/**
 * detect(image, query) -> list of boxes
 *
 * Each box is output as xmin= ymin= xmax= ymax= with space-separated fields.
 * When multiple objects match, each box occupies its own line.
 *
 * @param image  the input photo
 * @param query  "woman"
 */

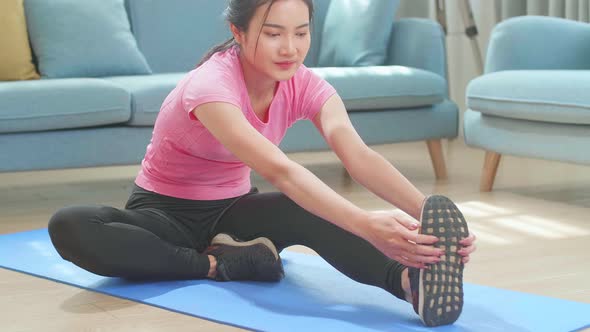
xmin=48 ymin=0 xmax=476 ymax=327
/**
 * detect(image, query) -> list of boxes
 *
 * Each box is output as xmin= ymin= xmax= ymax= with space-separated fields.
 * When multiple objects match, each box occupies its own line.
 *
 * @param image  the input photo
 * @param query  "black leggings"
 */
xmin=48 ymin=185 xmax=406 ymax=300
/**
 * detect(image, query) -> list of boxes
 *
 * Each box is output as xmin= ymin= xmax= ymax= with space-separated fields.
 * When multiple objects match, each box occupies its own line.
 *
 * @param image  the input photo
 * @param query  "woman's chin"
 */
xmin=272 ymin=69 xmax=298 ymax=81
xmin=277 ymin=75 xmax=295 ymax=82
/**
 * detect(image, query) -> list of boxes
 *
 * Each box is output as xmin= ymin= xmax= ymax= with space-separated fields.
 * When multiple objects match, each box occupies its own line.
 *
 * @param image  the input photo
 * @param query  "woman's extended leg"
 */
xmin=48 ymin=204 xmax=210 ymax=279
xmin=213 ymin=191 xmax=407 ymax=300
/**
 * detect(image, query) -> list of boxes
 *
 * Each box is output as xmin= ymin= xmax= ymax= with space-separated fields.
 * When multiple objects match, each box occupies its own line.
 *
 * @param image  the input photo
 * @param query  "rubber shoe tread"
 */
xmin=409 ymin=195 xmax=469 ymax=327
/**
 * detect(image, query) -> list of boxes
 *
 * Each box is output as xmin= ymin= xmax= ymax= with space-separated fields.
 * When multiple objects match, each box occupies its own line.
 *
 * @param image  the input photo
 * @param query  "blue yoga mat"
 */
xmin=0 ymin=229 xmax=588 ymax=332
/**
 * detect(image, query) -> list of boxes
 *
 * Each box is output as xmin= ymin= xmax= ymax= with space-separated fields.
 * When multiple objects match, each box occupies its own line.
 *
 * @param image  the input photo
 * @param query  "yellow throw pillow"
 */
xmin=0 ymin=0 xmax=40 ymax=81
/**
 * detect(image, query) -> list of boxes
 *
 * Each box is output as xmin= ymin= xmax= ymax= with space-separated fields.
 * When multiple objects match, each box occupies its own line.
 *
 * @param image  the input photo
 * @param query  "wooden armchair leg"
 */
xmin=426 ymin=139 xmax=448 ymax=180
xmin=481 ymin=151 xmax=501 ymax=192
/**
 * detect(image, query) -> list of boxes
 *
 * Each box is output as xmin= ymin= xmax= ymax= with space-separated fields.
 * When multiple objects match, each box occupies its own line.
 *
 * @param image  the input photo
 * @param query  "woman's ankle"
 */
xmin=207 ymin=255 xmax=217 ymax=279
xmin=401 ymin=268 xmax=413 ymax=303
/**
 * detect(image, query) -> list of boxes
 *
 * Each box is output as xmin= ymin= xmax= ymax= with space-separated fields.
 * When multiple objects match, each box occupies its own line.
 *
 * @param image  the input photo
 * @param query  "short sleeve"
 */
xmin=182 ymin=70 xmax=242 ymax=118
xmin=294 ymin=66 xmax=337 ymax=121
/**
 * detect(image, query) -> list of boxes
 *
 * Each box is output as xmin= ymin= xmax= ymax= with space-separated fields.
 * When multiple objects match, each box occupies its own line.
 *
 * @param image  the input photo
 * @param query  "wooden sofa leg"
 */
xmin=481 ymin=151 xmax=502 ymax=192
xmin=426 ymin=139 xmax=448 ymax=180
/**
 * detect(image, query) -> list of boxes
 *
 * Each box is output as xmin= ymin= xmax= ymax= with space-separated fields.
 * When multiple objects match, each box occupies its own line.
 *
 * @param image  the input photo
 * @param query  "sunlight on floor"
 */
xmin=456 ymin=201 xmax=514 ymax=217
xmin=374 ymin=201 xmax=590 ymax=246
xmin=458 ymin=223 xmax=513 ymax=245
xmin=457 ymin=201 xmax=590 ymax=245
xmin=516 ymin=215 xmax=590 ymax=237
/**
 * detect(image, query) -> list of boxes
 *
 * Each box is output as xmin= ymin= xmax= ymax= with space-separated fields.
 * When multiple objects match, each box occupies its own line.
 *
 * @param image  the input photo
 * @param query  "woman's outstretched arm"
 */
xmin=312 ymin=95 xmax=477 ymax=264
xmin=311 ymin=94 xmax=425 ymax=220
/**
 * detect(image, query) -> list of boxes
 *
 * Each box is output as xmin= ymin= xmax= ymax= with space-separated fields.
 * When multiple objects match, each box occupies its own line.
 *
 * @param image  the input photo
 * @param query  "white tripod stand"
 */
xmin=435 ymin=0 xmax=484 ymax=75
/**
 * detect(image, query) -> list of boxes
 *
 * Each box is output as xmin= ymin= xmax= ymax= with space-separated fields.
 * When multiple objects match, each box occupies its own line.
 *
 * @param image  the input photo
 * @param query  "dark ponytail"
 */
xmin=196 ymin=37 xmax=238 ymax=68
xmin=196 ymin=0 xmax=314 ymax=68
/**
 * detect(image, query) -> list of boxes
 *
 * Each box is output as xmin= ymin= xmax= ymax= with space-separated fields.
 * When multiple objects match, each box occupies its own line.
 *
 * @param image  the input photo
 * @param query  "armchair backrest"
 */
xmin=486 ymin=16 xmax=590 ymax=72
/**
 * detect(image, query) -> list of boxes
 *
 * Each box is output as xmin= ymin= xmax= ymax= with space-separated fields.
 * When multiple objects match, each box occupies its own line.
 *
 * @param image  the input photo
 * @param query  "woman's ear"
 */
xmin=230 ymin=24 xmax=243 ymax=45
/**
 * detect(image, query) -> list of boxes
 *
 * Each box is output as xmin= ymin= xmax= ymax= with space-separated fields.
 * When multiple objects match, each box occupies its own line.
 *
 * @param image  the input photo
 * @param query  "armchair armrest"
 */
xmin=386 ymin=18 xmax=447 ymax=81
xmin=486 ymin=16 xmax=590 ymax=73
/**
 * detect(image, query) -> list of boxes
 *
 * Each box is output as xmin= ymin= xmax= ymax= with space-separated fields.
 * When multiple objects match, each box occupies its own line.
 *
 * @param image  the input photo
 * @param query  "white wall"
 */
xmin=436 ymin=1 xmax=498 ymax=137
xmin=398 ymin=0 xmax=498 ymax=137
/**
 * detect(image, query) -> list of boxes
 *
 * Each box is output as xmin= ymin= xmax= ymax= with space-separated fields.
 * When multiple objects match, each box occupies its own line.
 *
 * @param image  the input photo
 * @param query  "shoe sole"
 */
xmin=211 ymin=233 xmax=279 ymax=260
xmin=418 ymin=195 xmax=469 ymax=327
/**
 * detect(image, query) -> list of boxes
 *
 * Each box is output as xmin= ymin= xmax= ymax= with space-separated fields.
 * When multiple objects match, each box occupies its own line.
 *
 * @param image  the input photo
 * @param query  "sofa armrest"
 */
xmin=486 ymin=16 xmax=590 ymax=73
xmin=386 ymin=18 xmax=447 ymax=81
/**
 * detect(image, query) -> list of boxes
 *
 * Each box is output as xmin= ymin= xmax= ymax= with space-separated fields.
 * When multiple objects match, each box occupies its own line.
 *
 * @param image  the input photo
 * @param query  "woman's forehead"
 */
xmin=253 ymin=0 xmax=310 ymax=25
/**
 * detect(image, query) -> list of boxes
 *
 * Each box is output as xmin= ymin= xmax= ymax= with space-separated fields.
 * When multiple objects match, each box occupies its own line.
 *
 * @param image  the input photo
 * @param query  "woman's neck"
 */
xmin=238 ymin=52 xmax=278 ymax=102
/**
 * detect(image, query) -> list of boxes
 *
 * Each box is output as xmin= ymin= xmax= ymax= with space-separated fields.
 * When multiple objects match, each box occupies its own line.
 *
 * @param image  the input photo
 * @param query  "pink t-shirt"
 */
xmin=135 ymin=46 xmax=337 ymax=200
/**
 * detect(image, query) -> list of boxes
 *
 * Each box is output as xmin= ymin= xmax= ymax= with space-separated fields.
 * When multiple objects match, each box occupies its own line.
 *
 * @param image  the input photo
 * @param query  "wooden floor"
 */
xmin=1 ymin=140 xmax=589 ymax=331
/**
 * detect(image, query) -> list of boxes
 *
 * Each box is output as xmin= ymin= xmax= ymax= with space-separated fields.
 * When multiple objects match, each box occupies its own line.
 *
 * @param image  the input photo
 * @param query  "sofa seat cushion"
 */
xmin=467 ymin=70 xmax=590 ymax=125
xmin=105 ymin=73 xmax=185 ymax=126
xmin=311 ymin=66 xmax=446 ymax=110
xmin=0 ymin=79 xmax=130 ymax=134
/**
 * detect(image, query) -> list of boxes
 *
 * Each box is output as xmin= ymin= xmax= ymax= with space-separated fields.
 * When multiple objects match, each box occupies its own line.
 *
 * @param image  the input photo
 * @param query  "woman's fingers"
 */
xmin=458 ymin=243 xmax=477 ymax=256
xmin=458 ymin=231 xmax=477 ymax=257
xmin=415 ymin=233 xmax=439 ymax=245
xmin=390 ymin=221 xmax=477 ymax=267
xmin=390 ymin=228 xmax=442 ymax=266
xmin=399 ymin=227 xmax=439 ymax=245
xmin=413 ymin=243 xmax=444 ymax=258
xmin=398 ymin=240 xmax=442 ymax=264
xmin=393 ymin=255 xmax=428 ymax=269
xmin=408 ymin=252 xmax=441 ymax=265
xmin=459 ymin=232 xmax=476 ymax=246
xmin=390 ymin=213 xmax=420 ymax=231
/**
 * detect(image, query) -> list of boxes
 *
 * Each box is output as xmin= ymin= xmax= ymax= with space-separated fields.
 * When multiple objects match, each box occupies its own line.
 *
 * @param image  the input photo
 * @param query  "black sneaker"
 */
xmin=409 ymin=195 xmax=469 ymax=327
xmin=205 ymin=233 xmax=284 ymax=282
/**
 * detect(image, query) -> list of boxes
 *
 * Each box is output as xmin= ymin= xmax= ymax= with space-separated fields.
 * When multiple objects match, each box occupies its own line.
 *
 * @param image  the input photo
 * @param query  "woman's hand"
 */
xmin=459 ymin=232 xmax=477 ymax=264
xmin=361 ymin=210 xmax=443 ymax=269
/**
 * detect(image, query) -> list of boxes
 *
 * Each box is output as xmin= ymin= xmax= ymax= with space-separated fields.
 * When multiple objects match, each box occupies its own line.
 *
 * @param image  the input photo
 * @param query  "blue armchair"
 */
xmin=463 ymin=16 xmax=590 ymax=191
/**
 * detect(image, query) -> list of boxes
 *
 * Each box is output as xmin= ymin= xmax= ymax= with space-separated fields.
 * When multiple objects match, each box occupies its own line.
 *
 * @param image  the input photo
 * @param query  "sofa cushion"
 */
xmin=126 ymin=0 xmax=229 ymax=73
xmin=0 ymin=79 xmax=131 ymax=134
xmin=311 ymin=66 xmax=445 ymax=110
xmin=24 ymin=0 xmax=151 ymax=78
xmin=105 ymin=73 xmax=185 ymax=126
xmin=0 ymin=0 xmax=39 ymax=81
xmin=467 ymin=70 xmax=590 ymax=125
xmin=318 ymin=0 xmax=400 ymax=67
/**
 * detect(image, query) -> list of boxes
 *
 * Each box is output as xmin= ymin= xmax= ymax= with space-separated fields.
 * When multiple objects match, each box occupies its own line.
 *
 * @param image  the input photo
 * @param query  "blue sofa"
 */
xmin=464 ymin=16 xmax=590 ymax=191
xmin=0 ymin=0 xmax=458 ymax=176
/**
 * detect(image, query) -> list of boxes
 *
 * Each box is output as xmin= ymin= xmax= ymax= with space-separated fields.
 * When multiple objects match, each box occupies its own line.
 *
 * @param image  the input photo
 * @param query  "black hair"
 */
xmin=196 ymin=0 xmax=314 ymax=67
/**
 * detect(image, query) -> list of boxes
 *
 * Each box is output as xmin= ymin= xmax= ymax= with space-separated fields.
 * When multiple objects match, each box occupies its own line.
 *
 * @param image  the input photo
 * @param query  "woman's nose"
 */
xmin=280 ymin=37 xmax=296 ymax=55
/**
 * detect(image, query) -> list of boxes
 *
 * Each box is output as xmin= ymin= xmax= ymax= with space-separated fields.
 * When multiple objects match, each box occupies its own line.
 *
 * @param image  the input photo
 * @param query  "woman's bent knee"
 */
xmin=49 ymin=206 xmax=93 ymax=236
xmin=49 ymin=205 xmax=117 ymax=231
xmin=48 ymin=205 xmax=113 ymax=256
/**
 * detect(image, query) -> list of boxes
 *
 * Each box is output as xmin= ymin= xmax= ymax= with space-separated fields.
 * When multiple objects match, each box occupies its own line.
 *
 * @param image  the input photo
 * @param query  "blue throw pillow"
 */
xmin=24 ymin=0 xmax=151 ymax=78
xmin=318 ymin=0 xmax=400 ymax=67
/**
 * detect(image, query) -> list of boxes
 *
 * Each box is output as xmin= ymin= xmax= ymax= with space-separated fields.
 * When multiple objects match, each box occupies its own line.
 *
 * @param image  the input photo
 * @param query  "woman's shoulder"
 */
xmin=180 ymin=48 xmax=244 ymax=112
xmin=184 ymin=48 xmax=242 ymax=94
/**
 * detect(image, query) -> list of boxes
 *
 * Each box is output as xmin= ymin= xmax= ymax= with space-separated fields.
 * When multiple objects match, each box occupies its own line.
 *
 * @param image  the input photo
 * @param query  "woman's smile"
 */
xmin=275 ymin=61 xmax=296 ymax=69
